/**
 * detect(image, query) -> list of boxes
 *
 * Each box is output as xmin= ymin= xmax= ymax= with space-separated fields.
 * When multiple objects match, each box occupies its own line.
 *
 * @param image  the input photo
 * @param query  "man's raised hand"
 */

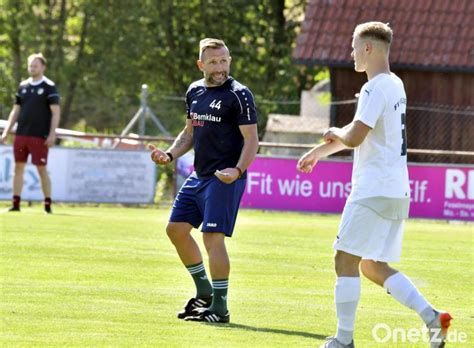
xmin=148 ymin=144 xmax=172 ymax=165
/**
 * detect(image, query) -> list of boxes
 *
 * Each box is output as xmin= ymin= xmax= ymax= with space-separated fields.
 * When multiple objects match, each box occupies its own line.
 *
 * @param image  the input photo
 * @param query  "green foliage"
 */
xmin=0 ymin=0 xmax=324 ymax=136
xmin=317 ymin=91 xmax=332 ymax=105
xmin=1 ymin=205 xmax=473 ymax=346
xmin=153 ymin=171 xmax=175 ymax=205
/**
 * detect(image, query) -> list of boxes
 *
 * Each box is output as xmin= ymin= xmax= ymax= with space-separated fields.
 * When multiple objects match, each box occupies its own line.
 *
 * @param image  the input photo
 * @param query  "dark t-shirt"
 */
xmin=186 ymin=77 xmax=257 ymax=178
xmin=15 ymin=76 xmax=60 ymax=138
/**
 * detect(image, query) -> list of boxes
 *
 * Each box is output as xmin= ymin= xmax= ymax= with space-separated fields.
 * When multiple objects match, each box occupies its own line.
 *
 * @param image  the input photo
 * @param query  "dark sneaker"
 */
xmin=184 ymin=309 xmax=230 ymax=323
xmin=45 ymin=206 xmax=52 ymax=214
xmin=8 ymin=207 xmax=20 ymax=212
xmin=177 ymin=297 xmax=212 ymax=319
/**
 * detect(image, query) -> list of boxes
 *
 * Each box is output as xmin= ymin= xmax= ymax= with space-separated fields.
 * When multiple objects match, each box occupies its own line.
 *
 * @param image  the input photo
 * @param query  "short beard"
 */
xmin=205 ymin=72 xmax=228 ymax=86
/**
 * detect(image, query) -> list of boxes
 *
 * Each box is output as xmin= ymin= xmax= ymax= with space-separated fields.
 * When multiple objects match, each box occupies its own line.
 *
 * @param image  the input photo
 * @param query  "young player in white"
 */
xmin=297 ymin=22 xmax=451 ymax=348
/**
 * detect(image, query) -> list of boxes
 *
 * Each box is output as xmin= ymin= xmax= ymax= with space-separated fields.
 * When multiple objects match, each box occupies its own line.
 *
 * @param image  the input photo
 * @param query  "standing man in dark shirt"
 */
xmin=149 ymin=38 xmax=259 ymax=323
xmin=1 ymin=53 xmax=61 ymax=213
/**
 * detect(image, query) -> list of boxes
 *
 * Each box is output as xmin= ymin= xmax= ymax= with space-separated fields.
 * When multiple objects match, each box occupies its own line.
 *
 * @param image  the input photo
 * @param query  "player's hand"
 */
xmin=297 ymin=150 xmax=318 ymax=173
xmin=0 ymin=134 xmax=6 ymax=144
xmin=214 ymin=167 xmax=239 ymax=184
xmin=45 ymin=134 xmax=56 ymax=147
xmin=323 ymin=127 xmax=340 ymax=144
xmin=147 ymin=144 xmax=171 ymax=165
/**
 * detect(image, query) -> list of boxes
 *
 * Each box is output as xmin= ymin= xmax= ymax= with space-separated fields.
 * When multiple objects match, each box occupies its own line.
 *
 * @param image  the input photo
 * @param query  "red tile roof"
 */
xmin=293 ymin=0 xmax=474 ymax=72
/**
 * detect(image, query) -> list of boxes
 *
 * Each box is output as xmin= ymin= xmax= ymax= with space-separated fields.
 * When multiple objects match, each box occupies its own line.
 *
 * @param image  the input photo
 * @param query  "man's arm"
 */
xmin=45 ymin=104 xmax=61 ymax=147
xmin=0 ymin=105 xmax=21 ymax=143
xmin=324 ymin=120 xmax=371 ymax=148
xmin=148 ymin=119 xmax=194 ymax=165
xmin=215 ymin=123 xmax=259 ymax=184
xmin=297 ymin=139 xmax=348 ymax=173
xmin=297 ymin=120 xmax=371 ymax=173
xmin=236 ymin=124 xmax=259 ymax=172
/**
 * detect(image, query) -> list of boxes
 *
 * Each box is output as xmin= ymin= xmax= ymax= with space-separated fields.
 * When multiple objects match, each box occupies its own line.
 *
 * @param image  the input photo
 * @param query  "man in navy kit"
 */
xmin=1 ymin=53 xmax=60 ymax=213
xmin=149 ymin=38 xmax=258 ymax=323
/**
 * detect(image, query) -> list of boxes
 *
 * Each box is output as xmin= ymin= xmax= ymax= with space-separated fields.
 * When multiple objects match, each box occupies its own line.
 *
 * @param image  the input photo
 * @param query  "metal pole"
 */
xmin=139 ymin=84 xmax=148 ymax=138
xmin=120 ymin=107 xmax=143 ymax=137
xmin=119 ymin=83 xmax=170 ymax=141
xmin=148 ymin=109 xmax=171 ymax=136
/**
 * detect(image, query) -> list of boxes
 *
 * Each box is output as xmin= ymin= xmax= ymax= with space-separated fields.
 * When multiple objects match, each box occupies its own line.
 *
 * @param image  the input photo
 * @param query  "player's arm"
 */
xmin=148 ymin=119 xmax=194 ymax=165
xmin=45 ymin=104 xmax=61 ymax=147
xmin=215 ymin=124 xmax=259 ymax=184
xmin=297 ymin=122 xmax=357 ymax=173
xmin=297 ymin=138 xmax=348 ymax=173
xmin=236 ymin=123 xmax=259 ymax=171
xmin=323 ymin=120 xmax=371 ymax=148
xmin=1 ymin=104 xmax=21 ymax=143
xmin=328 ymin=85 xmax=383 ymax=148
xmin=167 ymin=119 xmax=194 ymax=158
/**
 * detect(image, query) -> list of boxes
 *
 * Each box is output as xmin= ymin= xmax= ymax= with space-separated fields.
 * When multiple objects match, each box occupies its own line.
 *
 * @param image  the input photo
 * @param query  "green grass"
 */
xmin=0 ymin=204 xmax=473 ymax=347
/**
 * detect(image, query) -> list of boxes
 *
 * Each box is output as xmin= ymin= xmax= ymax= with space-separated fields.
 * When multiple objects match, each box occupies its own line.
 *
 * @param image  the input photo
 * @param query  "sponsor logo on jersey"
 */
xmin=191 ymin=112 xmax=222 ymax=127
xmin=394 ymin=98 xmax=407 ymax=111
xmin=206 ymin=223 xmax=217 ymax=227
xmin=37 ymin=88 xmax=44 ymax=95
xmin=191 ymin=113 xmax=221 ymax=122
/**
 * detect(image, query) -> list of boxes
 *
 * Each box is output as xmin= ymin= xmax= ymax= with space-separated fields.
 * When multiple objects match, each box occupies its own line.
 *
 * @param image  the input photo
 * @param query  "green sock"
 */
xmin=209 ymin=279 xmax=229 ymax=315
xmin=185 ymin=262 xmax=212 ymax=298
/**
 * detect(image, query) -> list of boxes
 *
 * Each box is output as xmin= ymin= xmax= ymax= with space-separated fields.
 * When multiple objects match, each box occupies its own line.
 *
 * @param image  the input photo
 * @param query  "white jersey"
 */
xmin=348 ymin=73 xmax=410 ymax=202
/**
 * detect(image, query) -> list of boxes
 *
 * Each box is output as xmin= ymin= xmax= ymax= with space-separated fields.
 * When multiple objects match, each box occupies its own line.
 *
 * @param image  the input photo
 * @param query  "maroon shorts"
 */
xmin=14 ymin=135 xmax=49 ymax=166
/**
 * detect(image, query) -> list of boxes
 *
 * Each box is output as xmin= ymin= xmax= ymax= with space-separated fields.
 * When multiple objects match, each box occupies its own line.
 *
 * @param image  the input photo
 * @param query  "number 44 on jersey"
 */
xmin=209 ymin=99 xmax=222 ymax=110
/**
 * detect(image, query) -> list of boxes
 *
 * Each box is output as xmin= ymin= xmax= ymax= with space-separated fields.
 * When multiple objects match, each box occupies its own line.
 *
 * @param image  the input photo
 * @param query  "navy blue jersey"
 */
xmin=186 ymin=77 xmax=257 ymax=178
xmin=15 ymin=76 xmax=60 ymax=138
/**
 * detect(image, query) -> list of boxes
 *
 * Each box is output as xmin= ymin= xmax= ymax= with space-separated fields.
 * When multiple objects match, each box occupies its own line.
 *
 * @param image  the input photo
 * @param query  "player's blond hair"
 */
xmin=28 ymin=52 xmax=47 ymax=65
xmin=199 ymin=38 xmax=229 ymax=60
xmin=353 ymin=22 xmax=393 ymax=46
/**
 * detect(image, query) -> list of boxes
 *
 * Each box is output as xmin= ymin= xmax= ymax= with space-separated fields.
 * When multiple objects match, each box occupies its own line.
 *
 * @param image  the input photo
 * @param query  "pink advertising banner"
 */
xmin=239 ymin=156 xmax=474 ymax=221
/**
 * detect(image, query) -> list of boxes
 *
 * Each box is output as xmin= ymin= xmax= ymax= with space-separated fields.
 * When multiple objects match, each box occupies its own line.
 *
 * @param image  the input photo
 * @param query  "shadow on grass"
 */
xmin=0 ymin=209 xmax=87 ymax=217
xmin=207 ymin=322 xmax=328 ymax=340
xmin=41 ymin=212 xmax=88 ymax=217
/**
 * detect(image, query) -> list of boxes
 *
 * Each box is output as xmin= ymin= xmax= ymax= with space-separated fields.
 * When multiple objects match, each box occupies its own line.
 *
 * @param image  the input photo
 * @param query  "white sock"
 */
xmin=335 ymin=277 xmax=361 ymax=345
xmin=383 ymin=272 xmax=435 ymax=324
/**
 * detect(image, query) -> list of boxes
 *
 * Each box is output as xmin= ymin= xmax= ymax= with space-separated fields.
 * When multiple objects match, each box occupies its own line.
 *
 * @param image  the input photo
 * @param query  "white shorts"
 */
xmin=333 ymin=202 xmax=405 ymax=262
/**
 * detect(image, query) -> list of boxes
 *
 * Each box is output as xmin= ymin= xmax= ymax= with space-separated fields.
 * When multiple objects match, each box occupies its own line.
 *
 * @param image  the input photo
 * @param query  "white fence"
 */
xmin=0 ymin=145 xmax=156 ymax=203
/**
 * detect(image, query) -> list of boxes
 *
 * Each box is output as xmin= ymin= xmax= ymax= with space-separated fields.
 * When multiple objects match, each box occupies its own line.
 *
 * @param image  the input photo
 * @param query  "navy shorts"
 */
xmin=170 ymin=173 xmax=246 ymax=237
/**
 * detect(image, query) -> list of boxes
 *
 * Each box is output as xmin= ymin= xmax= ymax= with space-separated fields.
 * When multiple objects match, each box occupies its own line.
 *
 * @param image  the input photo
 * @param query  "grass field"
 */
xmin=1 ymin=204 xmax=473 ymax=347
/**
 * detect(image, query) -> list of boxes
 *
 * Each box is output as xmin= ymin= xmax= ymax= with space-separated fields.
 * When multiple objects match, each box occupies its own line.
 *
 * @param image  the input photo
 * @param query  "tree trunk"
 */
xmin=43 ymin=0 xmax=54 ymax=61
xmin=54 ymin=0 xmax=67 ymax=85
xmin=9 ymin=1 xmax=23 ymax=84
xmin=61 ymin=10 xmax=89 ymax=126
xmin=265 ymin=0 xmax=286 ymax=91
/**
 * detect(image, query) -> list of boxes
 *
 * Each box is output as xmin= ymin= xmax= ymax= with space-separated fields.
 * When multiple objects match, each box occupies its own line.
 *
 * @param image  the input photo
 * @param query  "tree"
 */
xmin=0 ymin=0 xmax=323 ymax=136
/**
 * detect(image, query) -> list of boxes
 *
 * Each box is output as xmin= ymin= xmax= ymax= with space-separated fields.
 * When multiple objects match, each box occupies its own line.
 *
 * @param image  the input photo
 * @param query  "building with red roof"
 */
xmin=293 ymin=0 xmax=473 ymax=162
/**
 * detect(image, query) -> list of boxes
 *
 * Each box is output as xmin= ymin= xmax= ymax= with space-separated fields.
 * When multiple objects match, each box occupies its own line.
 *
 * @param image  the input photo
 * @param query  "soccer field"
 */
xmin=1 ymin=205 xmax=472 ymax=347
